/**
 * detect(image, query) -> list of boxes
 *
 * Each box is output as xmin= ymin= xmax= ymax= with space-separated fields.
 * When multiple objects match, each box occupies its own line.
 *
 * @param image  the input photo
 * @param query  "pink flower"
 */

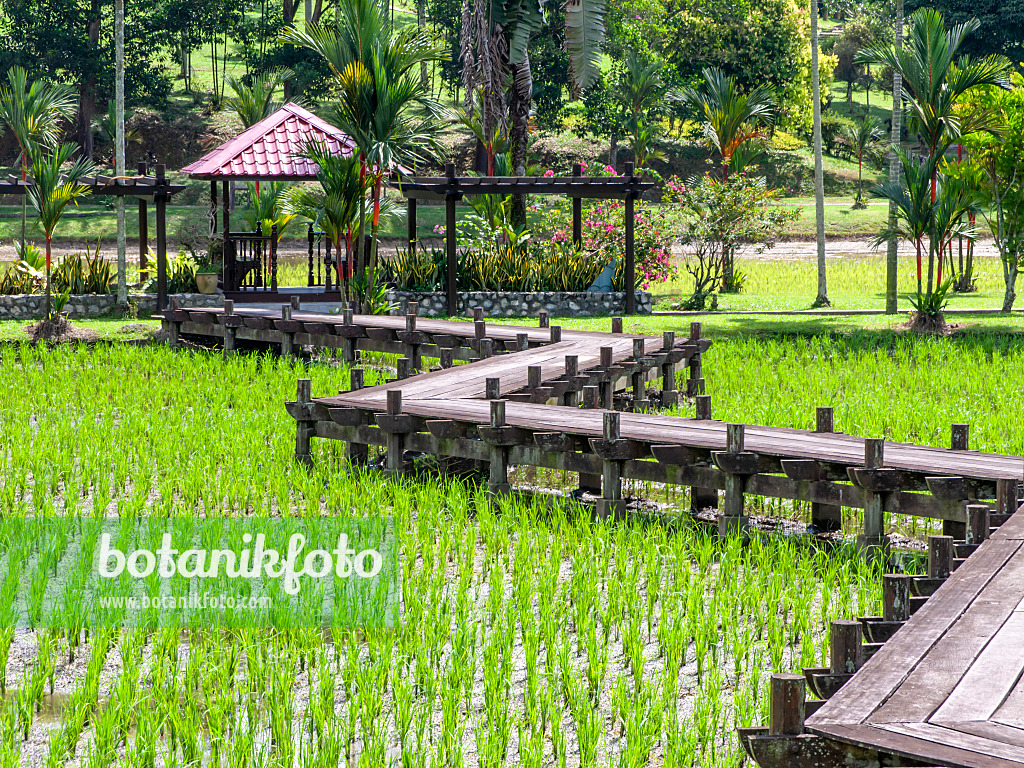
xmin=544 ymin=169 xmax=555 ymax=177
xmin=605 ymin=165 xmax=615 ymax=174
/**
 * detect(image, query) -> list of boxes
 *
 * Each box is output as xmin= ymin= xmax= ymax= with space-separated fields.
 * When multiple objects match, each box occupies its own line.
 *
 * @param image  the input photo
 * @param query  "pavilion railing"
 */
xmin=226 ymin=224 xmax=277 ymax=292
xmin=307 ymin=224 xmax=336 ymax=292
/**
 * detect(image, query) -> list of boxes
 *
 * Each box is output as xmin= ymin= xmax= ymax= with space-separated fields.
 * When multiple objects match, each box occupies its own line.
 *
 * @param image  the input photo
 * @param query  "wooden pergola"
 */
xmin=0 ymin=163 xmax=185 ymax=310
xmin=396 ymin=161 xmax=655 ymax=314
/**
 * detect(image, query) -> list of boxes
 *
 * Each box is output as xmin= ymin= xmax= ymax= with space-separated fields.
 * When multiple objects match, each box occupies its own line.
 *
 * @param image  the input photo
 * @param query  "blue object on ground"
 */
xmin=587 ymin=258 xmax=617 ymax=292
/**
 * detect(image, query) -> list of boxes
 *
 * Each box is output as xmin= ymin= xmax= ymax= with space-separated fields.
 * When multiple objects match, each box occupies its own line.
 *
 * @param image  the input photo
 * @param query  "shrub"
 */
xmin=51 ymin=244 xmax=114 ymax=295
xmin=820 ymin=112 xmax=855 ymax=159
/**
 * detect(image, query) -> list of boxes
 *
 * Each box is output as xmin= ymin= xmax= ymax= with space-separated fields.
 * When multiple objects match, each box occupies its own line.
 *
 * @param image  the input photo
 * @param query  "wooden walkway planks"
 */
xmin=806 ymin=509 xmax=1024 ymax=768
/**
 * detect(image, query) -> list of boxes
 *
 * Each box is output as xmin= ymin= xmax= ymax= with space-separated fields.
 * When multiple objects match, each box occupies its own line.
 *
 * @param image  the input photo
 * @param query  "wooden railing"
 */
xmin=226 ymin=223 xmax=277 ymax=292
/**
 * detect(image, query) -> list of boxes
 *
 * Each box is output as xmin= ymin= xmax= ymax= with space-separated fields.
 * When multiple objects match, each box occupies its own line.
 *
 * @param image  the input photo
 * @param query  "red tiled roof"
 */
xmin=181 ymin=103 xmax=355 ymax=180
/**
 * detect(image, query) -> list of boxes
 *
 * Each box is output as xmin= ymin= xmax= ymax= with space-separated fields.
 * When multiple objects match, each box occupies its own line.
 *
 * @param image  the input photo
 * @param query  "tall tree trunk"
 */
xmin=885 ymin=0 xmax=903 ymax=314
xmin=609 ymin=133 xmax=618 ymax=168
xmin=810 ymin=0 xmax=829 ymax=307
xmin=418 ymin=0 xmax=429 ymax=87
xmin=116 ymin=0 xmax=127 ymax=308
xmin=78 ymin=0 xmax=102 ymax=159
xmin=283 ymin=0 xmax=298 ymax=24
xmin=508 ymin=56 xmax=532 ymax=227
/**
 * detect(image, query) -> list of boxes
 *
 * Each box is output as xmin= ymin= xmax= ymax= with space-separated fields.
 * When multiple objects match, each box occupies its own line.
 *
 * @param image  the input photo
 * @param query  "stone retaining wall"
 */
xmin=0 ymin=292 xmax=223 ymax=321
xmin=388 ymin=290 xmax=653 ymax=318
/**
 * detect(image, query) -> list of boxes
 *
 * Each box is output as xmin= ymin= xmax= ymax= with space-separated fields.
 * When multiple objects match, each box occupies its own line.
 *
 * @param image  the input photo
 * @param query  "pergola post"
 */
xmin=407 ymin=197 xmax=417 ymax=252
xmin=624 ymin=161 xmax=636 ymax=315
xmin=137 ymin=161 xmax=149 ymax=282
xmin=156 ymin=164 xmax=168 ymax=311
xmin=571 ymin=162 xmax=582 ymax=251
xmin=445 ymin=162 xmax=458 ymax=317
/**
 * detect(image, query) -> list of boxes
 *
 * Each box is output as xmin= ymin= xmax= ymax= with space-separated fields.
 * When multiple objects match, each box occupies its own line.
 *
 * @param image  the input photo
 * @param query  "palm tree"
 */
xmin=810 ymin=0 xmax=828 ymax=307
xmin=283 ymin=142 xmax=366 ymax=298
xmin=0 ymin=67 xmax=76 ymax=254
xmin=227 ymin=68 xmax=294 ymax=129
xmin=25 ymin=143 xmax=96 ymax=319
xmin=884 ymin=0 xmax=904 ymax=315
xmin=243 ymin=182 xmax=299 ymax=243
xmin=282 ymin=0 xmax=447 ymax=292
xmin=616 ymin=53 xmax=678 ymax=170
xmin=680 ymin=68 xmax=776 ymax=174
xmin=860 ymin=7 xmax=1009 ymax=320
xmin=460 ymin=0 xmax=607 ymax=184
xmin=842 ymin=114 xmax=884 ymax=205
xmin=858 ymin=8 xmax=1010 ymax=197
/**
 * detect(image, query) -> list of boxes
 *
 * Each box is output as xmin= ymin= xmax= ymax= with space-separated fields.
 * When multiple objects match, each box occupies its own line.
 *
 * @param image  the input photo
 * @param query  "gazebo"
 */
xmin=0 ymin=164 xmax=185 ymax=311
xmin=182 ymin=102 xmax=355 ymax=301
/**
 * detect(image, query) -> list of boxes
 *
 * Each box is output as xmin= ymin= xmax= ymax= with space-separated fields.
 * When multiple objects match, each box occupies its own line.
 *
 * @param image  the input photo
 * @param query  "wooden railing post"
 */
xmin=661 ymin=331 xmax=678 ymax=408
xmin=691 ymin=395 xmax=718 ymax=515
xmin=882 ymin=574 xmax=912 ymax=622
xmin=385 ymin=390 xmax=404 ymax=474
xmin=307 ymin=223 xmax=315 ymax=287
xmin=768 ymin=674 xmax=805 ymax=736
xmin=811 ymin=406 xmax=842 ymax=533
xmin=719 ymin=423 xmax=749 ymax=536
xmin=347 ymin=369 xmax=368 ymax=467
xmin=687 ymin=322 xmax=705 ymax=395
xmin=294 ymin=378 xmax=313 ymax=467
xmin=597 ymin=412 xmax=625 ymax=519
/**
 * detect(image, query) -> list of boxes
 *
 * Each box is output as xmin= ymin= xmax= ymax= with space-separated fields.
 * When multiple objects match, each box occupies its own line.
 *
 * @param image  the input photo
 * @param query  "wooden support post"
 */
xmin=167 ymin=296 xmax=180 ymax=347
xmin=222 ymin=179 xmax=230 ymax=236
xmin=221 ymin=299 xmax=236 ymax=359
xmin=599 ymin=345 xmax=615 ymax=409
xmin=294 ymin=379 xmax=313 ymax=467
xmin=811 ymin=406 xmax=842 ymax=533
xmin=997 ymin=477 xmax=1019 ymax=519
xmin=138 ymin=162 xmax=149 ymax=282
xmin=445 ymin=163 xmax=458 ymax=317
xmin=944 ymin=423 xmax=971 ymax=539
xmin=516 ymin=333 xmax=529 ymax=352
xmin=528 ymin=365 xmax=542 ymax=390
xmin=597 ymin=412 xmax=625 ymax=519
xmin=280 ymin=305 xmax=294 ymax=359
xmin=385 ymin=390 xmax=404 ymax=474
xmin=347 ymin=369 xmax=368 ymax=466
xmin=624 ymin=162 xmax=636 ymax=315
xmin=485 ymin=377 xmax=500 ymax=400
xmin=882 ymin=574 xmax=912 ymax=622
xmin=564 ymin=355 xmax=579 ymax=406
xmin=538 ymin=310 xmax=549 ymax=328
xmin=719 ymin=423 xmax=749 ymax=536
xmin=582 ymin=386 xmax=599 ymax=409
xmin=928 ymin=535 xmax=954 ymax=579
xmin=440 ymin=348 xmax=454 ymax=369
xmin=475 ymin=319 xmax=486 ymax=339
xmin=550 ymin=325 xmax=562 ymax=343
xmin=965 ymin=503 xmax=990 ymax=545
xmin=691 ymin=395 xmax=718 ymax=515
xmin=687 ymin=321 xmax=704 ymax=396
xmin=768 ymin=674 xmax=805 ymax=736
xmin=487 ymin=400 xmax=511 ymax=495
xmin=479 ymin=338 xmax=494 ymax=359
xmin=404 ymin=309 xmax=421 ymax=370
xmin=397 ymin=358 xmax=411 ymax=380
xmin=155 ymin=165 xmax=168 ymax=311
xmin=661 ymin=331 xmax=678 ymax=408
xmin=830 ymin=620 xmax=864 ymax=674
xmin=611 ymin=316 xmax=623 ymax=334
xmin=290 ymin=295 xmax=301 ymax=311
xmin=858 ymin=438 xmax=887 ymax=559
xmin=630 ymin=338 xmax=646 ymax=410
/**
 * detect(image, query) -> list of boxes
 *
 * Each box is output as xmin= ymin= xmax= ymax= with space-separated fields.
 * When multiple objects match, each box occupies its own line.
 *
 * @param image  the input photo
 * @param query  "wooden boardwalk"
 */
xmin=162 ymin=303 xmax=1024 ymax=766
xmin=802 ymin=509 xmax=1024 ymax=768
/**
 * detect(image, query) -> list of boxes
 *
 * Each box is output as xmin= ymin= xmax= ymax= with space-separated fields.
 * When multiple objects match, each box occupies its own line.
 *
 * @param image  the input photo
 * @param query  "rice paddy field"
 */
xmin=0 ymin=328 xmax=1021 ymax=767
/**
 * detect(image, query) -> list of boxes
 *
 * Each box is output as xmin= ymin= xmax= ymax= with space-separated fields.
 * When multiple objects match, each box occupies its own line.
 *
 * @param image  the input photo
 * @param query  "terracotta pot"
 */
xmin=196 ymin=272 xmax=219 ymax=295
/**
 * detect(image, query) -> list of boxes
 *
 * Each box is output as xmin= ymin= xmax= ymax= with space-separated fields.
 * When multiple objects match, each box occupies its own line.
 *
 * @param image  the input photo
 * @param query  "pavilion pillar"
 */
xmin=138 ymin=162 xmax=149 ymax=282
xmin=571 ymin=162 xmax=582 ymax=251
xmin=155 ymin=164 xmax=168 ymax=311
xmin=222 ymin=179 xmax=230 ymax=236
xmin=444 ymin=162 xmax=458 ymax=317
xmin=624 ymin=161 xmax=636 ymax=315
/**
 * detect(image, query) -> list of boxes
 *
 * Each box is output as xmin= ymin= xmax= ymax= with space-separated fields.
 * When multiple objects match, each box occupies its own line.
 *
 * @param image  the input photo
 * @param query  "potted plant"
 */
xmin=194 ymin=251 xmax=220 ymax=295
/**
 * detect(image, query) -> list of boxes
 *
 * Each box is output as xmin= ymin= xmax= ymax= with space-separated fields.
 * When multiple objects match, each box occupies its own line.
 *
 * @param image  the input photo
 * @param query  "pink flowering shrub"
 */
xmin=534 ymin=195 xmax=675 ymax=289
